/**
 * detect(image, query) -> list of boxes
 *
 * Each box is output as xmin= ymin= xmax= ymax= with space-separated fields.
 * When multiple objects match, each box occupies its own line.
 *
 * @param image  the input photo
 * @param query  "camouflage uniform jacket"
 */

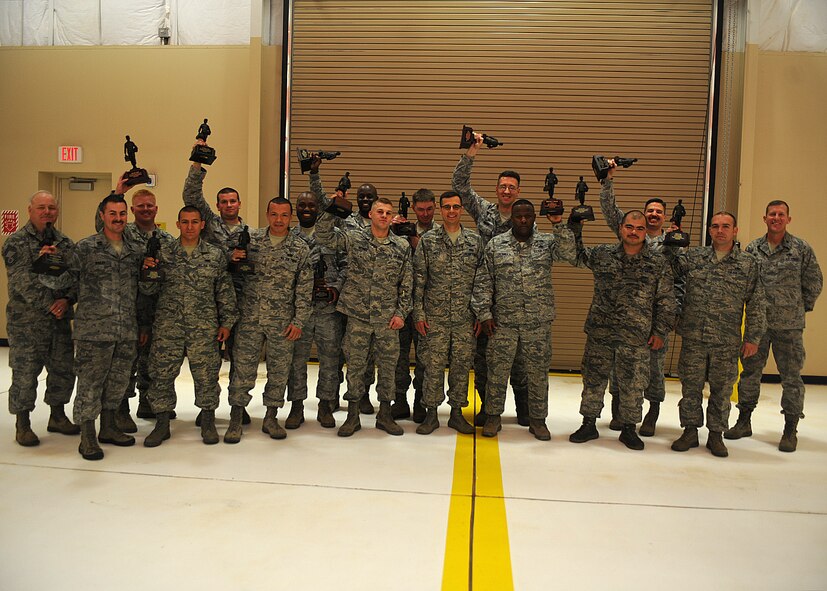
xmin=472 ymin=225 xmax=577 ymax=328
xmin=3 ymin=221 xmax=76 ymax=326
xmin=145 ymin=238 xmax=238 ymax=333
xmin=182 ymin=165 xmax=245 ymax=251
xmin=290 ymin=225 xmax=346 ymax=315
xmin=599 ymin=179 xmax=665 ymax=250
xmin=576 ymin=240 xmax=676 ymax=345
xmin=452 ymin=155 xmax=512 ymax=244
xmin=238 ymin=228 xmax=313 ymax=330
xmin=316 ymin=212 xmax=413 ymax=324
xmin=413 ymin=225 xmax=484 ymax=326
xmin=68 ymin=232 xmax=148 ymax=341
xmin=309 ymin=171 xmax=359 ymax=230
xmin=745 ymin=232 xmax=822 ymax=330
xmin=667 ymin=245 xmax=765 ymax=347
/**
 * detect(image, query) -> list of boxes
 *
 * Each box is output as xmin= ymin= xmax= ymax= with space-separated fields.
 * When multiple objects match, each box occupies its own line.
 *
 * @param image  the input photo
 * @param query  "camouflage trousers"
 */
xmin=475 ymin=333 xmax=528 ymax=403
xmin=343 ymin=317 xmax=399 ymax=403
xmin=676 ymin=339 xmax=738 ymax=432
xmin=73 ymin=339 xmax=137 ymax=422
xmin=7 ymin=319 xmax=74 ymax=414
xmin=124 ymin=333 xmax=151 ymax=400
xmin=395 ymin=314 xmax=424 ymax=398
xmin=147 ymin=326 xmax=223 ymax=413
xmin=609 ymin=334 xmax=668 ymax=403
xmin=485 ymin=324 xmax=551 ymax=419
xmin=580 ymin=337 xmax=649 ymax=424
xmin=228 ymin=321 xmax=295 ymax=409
xmin=419 ymin=320 xmax=476 ymax=409
xmin=287 ymin=311 xmax=344 ymax=402
xmin=340 ymin=316 xmax=375 ymax=392
xmin=737 ymin=328 xmax=806 ymax=419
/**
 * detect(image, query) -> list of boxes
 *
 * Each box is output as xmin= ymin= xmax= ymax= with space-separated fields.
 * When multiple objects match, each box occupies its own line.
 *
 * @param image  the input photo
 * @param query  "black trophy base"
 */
xmin=540 ymin=198 xmax=564 ymax=217
xmin=392 ymin=222 xmax=417 ymax=237
xmin=570 ymin=205 xmax=595 ymax=223
xmin=229 ymin=260 xmax=255 ymax=275
xmin=459 ymin=125 xmax=475 ymax=149
xmin=140 ymin=266 xmax=164 ymax=282
xmin=124 ymin=167 xmax=151 ymax=187
xmin=32 ymin=254 xmax=68 ymax=277
xmin=326 ymin=197 xmax=353 ymax=219
xmin=592 ymin=155 xmax=611 ymax=181
xmin=190 ymin=144 xmax=217 ymax=166
xmin=313 ymin=285 xmax=332 ymax=303
xmin=664 ymin=229 xmax=690 ymax=247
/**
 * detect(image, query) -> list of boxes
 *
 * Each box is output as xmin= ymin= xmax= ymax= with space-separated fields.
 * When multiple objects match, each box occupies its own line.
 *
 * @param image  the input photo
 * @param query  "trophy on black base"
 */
xmin=31 ymin=222 xmax=68 ymax=276
xmin=325 ymin=170 xmax=354 ymax=219
xmin=392 ymin=192 xmax=417 ymax=237
xmin=140 ymin=231 xmax=164 ymax=282
xmin=313 ymin=258 xmax=333 ymax=303
xmin=664 ymin=199 xmax=690 ymax=247
xmin=592 ymin=155 xmax=639 ymax=181
xmin=337 ymin=172 xmax=352 ymax=194
xmin=459 ymin=125 xmax=504 ymax=149
xmin=540 ymin=166 xmax=563 ymax=217
xmin=570 ymin=176 xmax=595 ymax=222
xmin=229 ymin=225 xmax=255 ymax=274
xmin=123 ymin=135 xmax=151 ymax=187
xmin=297 ymin=148 xmax=341 ymax=174
xmin=190 ymin=118 xmax=217 ymax=165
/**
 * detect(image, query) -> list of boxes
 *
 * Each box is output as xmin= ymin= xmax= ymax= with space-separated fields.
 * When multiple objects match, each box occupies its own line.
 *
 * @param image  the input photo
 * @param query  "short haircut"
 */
xmin=621 ymin=210 xmax=646 ymax=224
xmin=373 ymin=197 xmax=393 ymax=209
xmin=29 ymin=190 xmax=54 ymax=205
xmin=295 ymin=191 xmax=317 ymax=203
xmin=178 ymin=205 xmax=202 ymax=220
xmin=711 ymin=210 xmax=737 ymax=226
xmin=498 ymin=170 xmax=521 ymax=185
xmin=511 ymin=198 xmax=534 ymax=211
xmin=101 ymin=193 xmax=127 ymax=211
xmin=644 ymin=197 xmax=666 ymax=211
xmin=412 ymin=188 xmax=435 ymax=204
xmin=766 ymin=199 xmax=789 ymax=215
xmin=132 ymin=189 xmax=156 ymax=202
xmin=439 ymin=190 xmax=461 ymax=205
xmin=217 ymin=187 xmax=240 ymax=203
xmin=267 ymin=197 xmax=293 ymax=213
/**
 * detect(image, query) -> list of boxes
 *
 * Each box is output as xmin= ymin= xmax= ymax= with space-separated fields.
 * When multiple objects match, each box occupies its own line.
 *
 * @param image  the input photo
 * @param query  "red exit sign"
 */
xmin=58 ymin=145 xmax=83 ymax=163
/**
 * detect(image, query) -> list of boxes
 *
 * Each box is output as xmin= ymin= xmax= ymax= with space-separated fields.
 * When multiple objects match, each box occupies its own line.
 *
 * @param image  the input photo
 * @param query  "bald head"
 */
xmin=28 ymin=191 xmax=59 ymax=231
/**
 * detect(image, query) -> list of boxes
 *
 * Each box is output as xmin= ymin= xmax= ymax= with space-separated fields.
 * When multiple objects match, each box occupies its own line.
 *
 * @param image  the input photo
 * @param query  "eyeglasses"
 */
xmin=440 ymin=204 xmax=463 ymax=210
xmin=497 ymin=184 xmax=519 ymax=192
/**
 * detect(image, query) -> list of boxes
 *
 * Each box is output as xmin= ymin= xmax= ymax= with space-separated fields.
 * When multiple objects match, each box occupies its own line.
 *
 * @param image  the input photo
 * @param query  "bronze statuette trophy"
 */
xmin=540 ymin=167 xmax=563 ymax=216
xmin=32 ymin=222 xmax=68 ymax=276
xmin=190 ymin=118 xmax=217 ymax=165
xmin=592 ymin=155 xmax=638 ymax=181
xmin=123 ymin=135 xmax=151 ymax=187
xmin=327 ymin=170 xmax=354 ymax=219
xmin=664 ymin=199 xmax=690 ymax=247
xmin=229 ymin=225 xmax=255 ymax=275
xmin=140 ymin=231 xmax=164 ymax=282
xmin=392 ymin=192 xmax=417 ymax=237
xmin=459 ymin=125 xmax=504 ymax=149
xmin=570 ymin=176 xmax=595 ymax=222
xmin=313 ymin=258 xmax=333 ymax=302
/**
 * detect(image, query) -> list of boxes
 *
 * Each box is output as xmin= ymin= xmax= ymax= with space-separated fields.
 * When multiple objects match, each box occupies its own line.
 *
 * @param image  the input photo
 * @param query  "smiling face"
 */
xmin=131 ymin=192 xmax=158 ymax=228
xmin=217 ymin=191 xmax=240 ymax=222
xmin=439 ymin=195 xmax=463 ymax=229
xmin=496 ymin=175 xmax=521 ymax=208
xmin=763 ymin=203 xmax=791 ymax=239
xmin=295 ymin=192 xmax=319 ymax=228
xmin=413 ymin=200 xmax=435 ymax=227
xmin=28 ymin=192 xmax=59 ymax=232
xmin=356 ymin=184 xmax=378 ymax=217
xmin=643 ymin=201 xmax=666 ymax=232
xmin=101 ymin=201 xmax=128 ymax=237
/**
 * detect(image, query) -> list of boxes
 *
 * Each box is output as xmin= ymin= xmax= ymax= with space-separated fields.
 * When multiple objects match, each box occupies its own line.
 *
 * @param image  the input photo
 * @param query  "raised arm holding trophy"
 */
xmin=190 ymin=118 xmax=217 ymax=165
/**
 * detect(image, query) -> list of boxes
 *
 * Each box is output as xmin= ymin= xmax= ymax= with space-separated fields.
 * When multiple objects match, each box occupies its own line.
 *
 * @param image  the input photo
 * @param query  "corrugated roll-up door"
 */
xmin=287 ymin=0 xmax=713 ymax=372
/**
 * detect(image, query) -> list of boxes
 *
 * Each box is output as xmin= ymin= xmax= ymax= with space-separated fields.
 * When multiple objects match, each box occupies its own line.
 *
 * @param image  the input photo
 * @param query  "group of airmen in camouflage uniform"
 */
xmin=4 ymin=133 xmax=822 ymax=460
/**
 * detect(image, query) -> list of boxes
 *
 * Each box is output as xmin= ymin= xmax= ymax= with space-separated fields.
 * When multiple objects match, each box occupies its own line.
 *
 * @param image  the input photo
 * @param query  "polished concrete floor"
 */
xmin=1 ymin=349 xmax=825 ymax=591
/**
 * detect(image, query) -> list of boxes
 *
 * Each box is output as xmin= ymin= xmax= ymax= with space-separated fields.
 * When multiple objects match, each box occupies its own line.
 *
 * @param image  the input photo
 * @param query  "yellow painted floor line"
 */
xmin=442 ymin=372 xmax=513 ymax=591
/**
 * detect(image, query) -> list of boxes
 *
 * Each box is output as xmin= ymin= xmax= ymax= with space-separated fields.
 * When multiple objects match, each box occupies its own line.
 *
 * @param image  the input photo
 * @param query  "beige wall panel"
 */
xmin=738 ymin=47 xmax=827 ymax=376
xmin=289 ymin=0 xmax=714 ymax=371
xmin=0 ymin=46 xmax=252 ymax=339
